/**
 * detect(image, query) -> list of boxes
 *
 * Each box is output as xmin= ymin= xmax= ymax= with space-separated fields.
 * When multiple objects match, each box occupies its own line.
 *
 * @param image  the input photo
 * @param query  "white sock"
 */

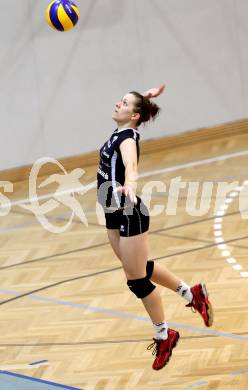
xmin=153 ymin=321 xmax=168 ymax=340
xmin=176 ymin=281 xmax=193 ymax=303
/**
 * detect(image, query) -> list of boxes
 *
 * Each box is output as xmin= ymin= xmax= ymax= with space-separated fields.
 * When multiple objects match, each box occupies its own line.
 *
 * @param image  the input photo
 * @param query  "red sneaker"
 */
xmin=186 ymin=283 xmax=213 ymax=327
xmin=147 ymin=328 xmax=180 ymax=370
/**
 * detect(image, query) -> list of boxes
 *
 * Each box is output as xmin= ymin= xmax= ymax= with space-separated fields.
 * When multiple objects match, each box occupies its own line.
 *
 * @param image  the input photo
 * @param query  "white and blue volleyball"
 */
xmin=46 ymin=0 xmax=79 ymax=32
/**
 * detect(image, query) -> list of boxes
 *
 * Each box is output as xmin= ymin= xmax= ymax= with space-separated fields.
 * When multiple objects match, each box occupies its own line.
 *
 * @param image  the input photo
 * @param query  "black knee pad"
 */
xmin=127 ymin=276 xmax=156 ymax=299
xmin=146 ymin=260 xmax=154 ymax=279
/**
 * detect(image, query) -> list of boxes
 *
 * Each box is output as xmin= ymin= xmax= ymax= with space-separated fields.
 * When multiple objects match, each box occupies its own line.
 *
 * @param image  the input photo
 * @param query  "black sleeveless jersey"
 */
xmin=97 ymin=128 xmax=140 ymax=209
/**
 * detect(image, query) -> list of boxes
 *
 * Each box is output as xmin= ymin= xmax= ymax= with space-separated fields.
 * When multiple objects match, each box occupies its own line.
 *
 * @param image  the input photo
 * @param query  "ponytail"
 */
xmin=130 ymin=91 xmax=161 ymax=126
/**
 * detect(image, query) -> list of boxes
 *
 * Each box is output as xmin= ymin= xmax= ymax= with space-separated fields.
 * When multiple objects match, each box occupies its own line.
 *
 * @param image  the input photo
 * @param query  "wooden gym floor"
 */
xmin=0 ymin=130 xmax=248 ymax=389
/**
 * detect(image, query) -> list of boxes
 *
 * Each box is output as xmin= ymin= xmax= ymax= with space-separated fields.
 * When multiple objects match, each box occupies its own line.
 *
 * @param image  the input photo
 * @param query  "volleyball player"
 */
xmin=97 ymin=85 xmax=213 ymax=370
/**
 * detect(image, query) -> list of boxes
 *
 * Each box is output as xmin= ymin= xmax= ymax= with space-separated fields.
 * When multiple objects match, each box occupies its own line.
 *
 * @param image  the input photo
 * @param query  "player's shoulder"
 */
xmin=116 ymin=128 xmax=140 ymax=140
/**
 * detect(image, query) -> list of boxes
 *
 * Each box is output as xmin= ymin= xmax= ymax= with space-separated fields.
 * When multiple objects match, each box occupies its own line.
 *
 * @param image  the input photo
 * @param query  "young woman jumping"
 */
xmin=97 ymin=84 xmax=213 ymax=370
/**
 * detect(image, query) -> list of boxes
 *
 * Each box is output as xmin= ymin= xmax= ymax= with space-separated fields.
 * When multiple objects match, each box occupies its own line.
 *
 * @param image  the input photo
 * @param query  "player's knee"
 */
xmin=146 ymin=260 xmax=154 ymax=279
xmin=127 ymin=276 xmax=156 ymax=299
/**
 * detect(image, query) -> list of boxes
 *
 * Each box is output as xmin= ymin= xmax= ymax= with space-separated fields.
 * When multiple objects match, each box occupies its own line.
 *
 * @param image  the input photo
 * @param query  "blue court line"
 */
xmin=230 ymin=369 xmax=248 ymax=376
xmin=187 ymin=369 xmax=248 ymax=387
xmin=0 ymin=288 xmax=248 ymax=342
xmin=29 ymin=360 xmax=49 ymax=366
xmin=188 ymin=380 xmax=208 ymax=388
xmin=0 ymin=371 xmax=82 ymax=389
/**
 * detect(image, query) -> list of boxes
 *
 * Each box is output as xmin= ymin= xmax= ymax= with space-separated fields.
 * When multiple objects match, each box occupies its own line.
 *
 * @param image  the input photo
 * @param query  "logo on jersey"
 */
xmin=102 ymin=151 xmax=110 ymax=158
xmin=97 ymin=168 xmax=109 ymax=180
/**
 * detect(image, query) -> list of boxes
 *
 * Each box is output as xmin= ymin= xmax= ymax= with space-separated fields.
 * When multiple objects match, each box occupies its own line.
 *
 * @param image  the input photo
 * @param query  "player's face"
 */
xmin=112 ymin=93 xmax=137 ymax=125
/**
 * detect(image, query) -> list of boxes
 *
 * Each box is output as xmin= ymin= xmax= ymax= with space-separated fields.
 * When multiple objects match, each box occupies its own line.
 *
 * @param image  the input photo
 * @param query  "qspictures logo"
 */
xmin=0 ymin=157 xmax=93 ymax=233
xmin=1 ymin=157 xmax=248 ymax=234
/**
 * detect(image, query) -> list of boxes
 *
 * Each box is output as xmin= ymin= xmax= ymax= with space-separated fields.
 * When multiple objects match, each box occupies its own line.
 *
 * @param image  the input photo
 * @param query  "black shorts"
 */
xmin=104 ymin=197 xmax=149 ymax=237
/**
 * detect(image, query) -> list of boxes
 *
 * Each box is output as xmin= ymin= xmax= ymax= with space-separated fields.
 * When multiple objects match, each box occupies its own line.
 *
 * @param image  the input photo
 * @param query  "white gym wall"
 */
xmin=0 ymin=0 xmax=247 ymax=170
